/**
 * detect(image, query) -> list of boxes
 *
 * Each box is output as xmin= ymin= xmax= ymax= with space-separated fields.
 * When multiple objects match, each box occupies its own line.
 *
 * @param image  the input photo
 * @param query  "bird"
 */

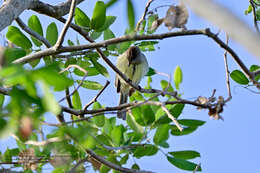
xmin=115 ymin=46 xmax=149 ymax=120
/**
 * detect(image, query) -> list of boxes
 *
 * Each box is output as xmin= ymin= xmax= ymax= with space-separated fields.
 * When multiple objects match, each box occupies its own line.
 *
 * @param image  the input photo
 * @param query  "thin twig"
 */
xmin=223 ymin=34 xmax=232 ymax=102
xmin=135 ymin=0 xmax=154 ymax=31
xmin=16 ymin=17 xmax=52 ymax=48
xmin=193 ymin=163 xmax=201 ymax=173
xmin=249 ymin=0 xmax=260 ymax=33
xmin=59 ymin=64 xmax=88 ymax=103
xmin=85 ymin=149 xmax=154 ymax=173
xmin=102 ymin=144 xmax=145 ymax=151
xmin=161 ymin=103 xmax=183 ymax=131
xmin=55 ymin=0 xmax=77 ymax=49
xmin=12 ymin=134 xmax=63 ymax=146
xmin=83 ymin=80 xmax=110 ymax=110
xmin=68 ymin=157 xmax=89 ymax=173
xmin=61 ymin=98 xmax=210 ymax=118
xmin=65 ymin=88 xmax=73 ymax=108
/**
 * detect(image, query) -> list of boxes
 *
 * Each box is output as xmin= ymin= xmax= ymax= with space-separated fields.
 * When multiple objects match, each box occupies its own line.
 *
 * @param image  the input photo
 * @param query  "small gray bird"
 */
xmin=115 ymin=46 xmax=149 ymax=120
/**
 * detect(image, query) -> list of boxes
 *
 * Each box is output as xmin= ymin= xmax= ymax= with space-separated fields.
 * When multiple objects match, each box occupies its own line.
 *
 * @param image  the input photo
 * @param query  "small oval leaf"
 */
xmin=78 ymin=80 xmax=103 ymax=90
xmin=90 ymin=1 xmax=106 ymax=30
xmin=28 ymin=15 xmax=43 ymax=47
xmin=153 ymin=124 xmax=170 ymax=145
xmin=230 ymin=70 xmax=249 ymax=85
xmin=167 ymin=156 xmax=201 ymax=171
xmin=72 ymin=90 xmax=82 ymax=110
xmin=75 ymin=7 xmax=90 ymax=28
xmin=127 ymin=0 xmax=135 ymax=31
xmin=174 ymin=65 xmax=183 ymax=90
xmin=168 ymin=150 xmax=200 ymax=160
xmin=46 ymin=22 xmax=58 ymax=46
xmin=6 ymin=26 xmax=32 ymax=49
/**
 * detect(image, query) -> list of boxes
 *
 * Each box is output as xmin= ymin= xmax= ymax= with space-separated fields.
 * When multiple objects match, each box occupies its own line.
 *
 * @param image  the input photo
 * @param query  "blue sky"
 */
xmin=1 ymin=0 xmax=260 ymax=172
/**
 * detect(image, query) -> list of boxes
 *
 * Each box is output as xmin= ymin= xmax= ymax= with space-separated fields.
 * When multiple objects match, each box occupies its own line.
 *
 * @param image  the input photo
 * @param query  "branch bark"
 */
xmin=0 ymin=0 xmax=33 ymax=31
xmin=0 ymin=0 xmax=85 ymax=32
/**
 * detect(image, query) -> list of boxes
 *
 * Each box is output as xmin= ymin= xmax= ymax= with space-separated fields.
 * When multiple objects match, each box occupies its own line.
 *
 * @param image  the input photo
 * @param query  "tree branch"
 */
xmin=223 ymin=34 xmax=232 ymax=102
xmin=135 ymin=0 xmax=154 ymax=31
xmin=0 ymin=0 xmax=33 ymax=31
xmin=29 ymin=0 xmax=85 ymax=18
xmin=85 ymin=149 xmax=155 ymax=173
xmin=249 ymin=0 xmax=260 ymax=33
xmin=55 ymin=0 xmax=77 ymax=49
xmin=0 ymin=87 xmax=10 ymax=95
xmin=61 ymin=99 xmax=211 ymax=117
xmin=83 ymin=80 xmax=110 ymax=110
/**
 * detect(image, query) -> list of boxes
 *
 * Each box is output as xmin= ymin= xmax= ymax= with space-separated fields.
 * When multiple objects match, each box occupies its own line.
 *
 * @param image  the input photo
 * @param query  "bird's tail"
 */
xmin=117 ymin=93 xmax=128 ymax=120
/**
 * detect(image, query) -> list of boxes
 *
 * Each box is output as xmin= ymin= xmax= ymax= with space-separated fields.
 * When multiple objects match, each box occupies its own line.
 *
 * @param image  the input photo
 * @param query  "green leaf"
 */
xmin=28 ymin=15 xmax=43 ymax=47
xmin=41 ymin=82 xmax=61 ymax=115
xmin=77 ymin=80 xmax=103 ymax=90
xmin=83 ymin=135 xmax=96 ymax=149
xmin=141 ymin=105 xmax=155 ymax=125
xmin=126 ymin=112 xmax=144 ymax=134
xmin=167 ymin=156 xmax=201 ymax=171
xmin=127 ymin=132 xmax=143 ymax=142
xmin=133 ymin=144 xmax=158 ymax=158
xmin=90 ymin=1 xmax=106 ymax=30
xmin=171 ymin=126 xmax=198 ymax=136
xmin=67 ymin=39 xmax=74 ymax=46
xmin=174 ymin=65 xmax=183 ymax=90
xmin=74 ymin=67 xmax=99 ymax=77
xmin=160 ymin=80 xmax=174 ymax=93
xmin=90 ymin=58 xmax=109 ymax=77
xmin=153 ymin=124 xmax=170 ymax=145
xmin=250 ymin=65 xmax=260 ymax=72
xmin=46 ymin=22 xmax=58 ymax=46
xmin=170 ymin=104 xmax=184 ymax=119
xmin=92 ymin=102 xmax=105 ymax=127
xmin=146 ymin=67 xmax=156 ymax=76
xmin=29 ymin=58 xmax=40 ymax=68
xmin=100 ymin=164 xmax=110 ymax=173
xmin=129 ymin=91 xmax=144 ymax=101
xmin=127 ymin=0 xmax=135 ymax=31
xmin=6 ymin=26 xmax=32 ymax=49
xmin=104 ymin=29 xmax=116 ymax=50
xmin=118 ymin=41 xmax=132 ymax=54
xmin=75 ymin=8 xmax=90 ymax=28
xmin=32 ymin=66 xmax=73 ymax=91
xmin=147 ymin=14 xmax=158 ymax=34
xmin=178 ymin=119 xmax=205 ymax=127
xmin=169 ymin=150 xmax=200 ymax=160
xmin=72 ymin=90 xmax=82 ymax=110
xmin=90 ymin=31 xmax=103 ymax=40
xmin=3 ymin=48 xmax=26 ymax=64
xmin=131 ymin=163 xmax=140 ymax=170
xmin=96 ymin=16 xmax=117 ymax=32
xmin=96 ymin=134 xmax=112 ymax=146
xmin=111 ymin=125 xmax=123 ymax=146
xmin=0 ymin=95 xmax=4 ymax=107
xmin=245 ymin=5 xmax=252 ymax=15
xmin=256 ymin=9 xmax=260 ymax=21
xmin=105 ymin=0 xmax=118 ymax=8
xmin=230 ymin=70 xmax=249 ymax=85
xmin=0 ymin=118 xmax=7 ymax=131
xmin=120 ymin=154 xmax=129 ymax=165
xmin=136 ymin=41 xmax=158 ymax=52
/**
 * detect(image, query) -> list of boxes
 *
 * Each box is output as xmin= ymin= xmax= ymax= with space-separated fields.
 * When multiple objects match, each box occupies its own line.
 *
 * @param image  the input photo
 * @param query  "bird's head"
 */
xmin=127 ymin=46 xmax=141 ymax=66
